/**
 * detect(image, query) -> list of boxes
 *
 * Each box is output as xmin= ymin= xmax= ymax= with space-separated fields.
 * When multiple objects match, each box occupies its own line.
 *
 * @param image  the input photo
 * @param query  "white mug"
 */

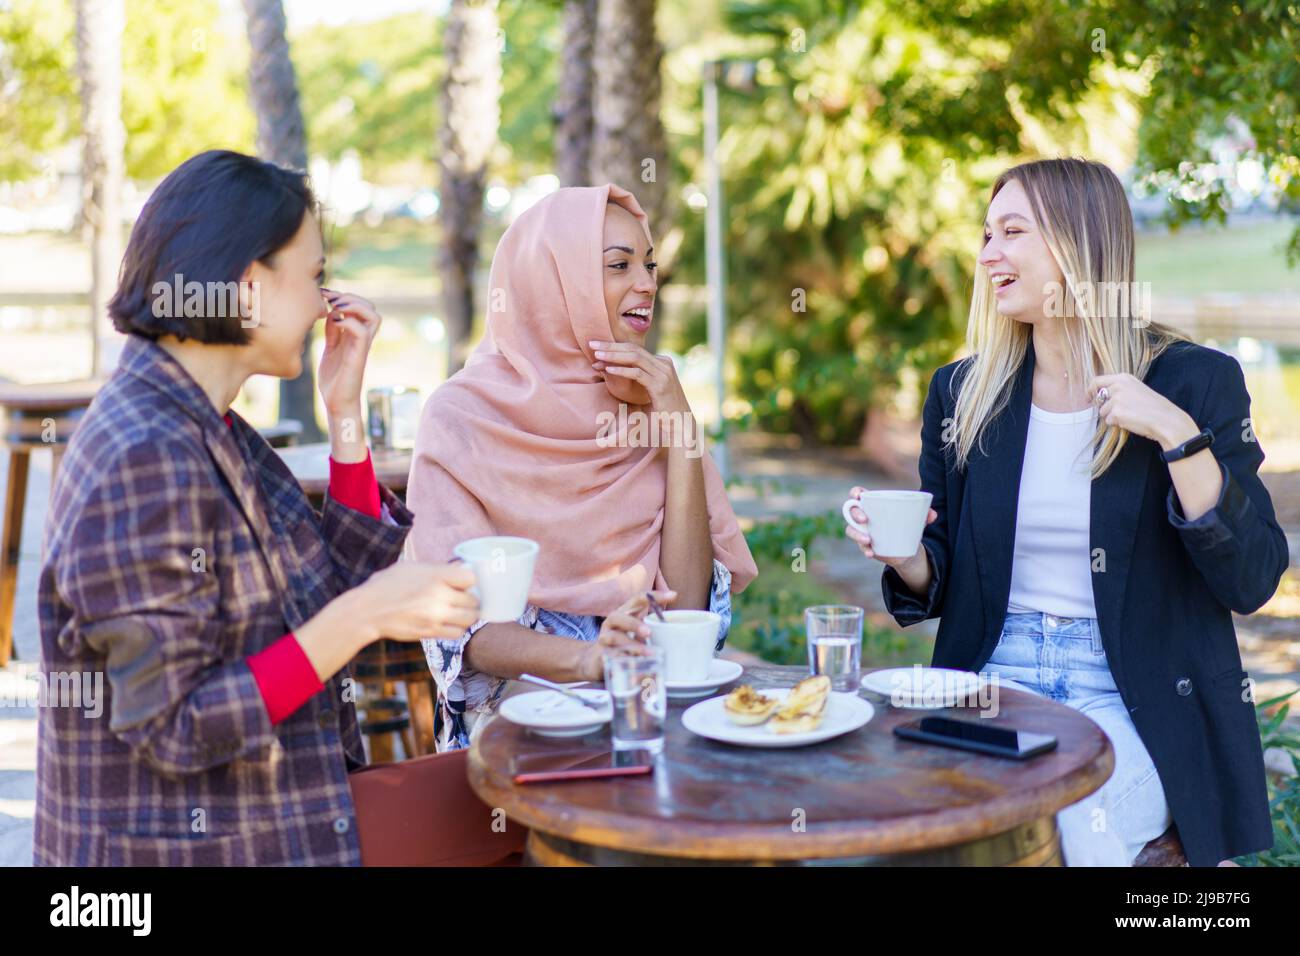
xmin=452 ymin=536 xmax=539 ymax=622
xmin=842 ymin=490 xmax=933 ymax=558
xmin=646 ymin=609 xmax=721 ymax=683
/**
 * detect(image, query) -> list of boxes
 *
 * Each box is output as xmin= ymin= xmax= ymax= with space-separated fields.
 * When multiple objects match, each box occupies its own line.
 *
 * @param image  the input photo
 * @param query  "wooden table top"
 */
xmin=468 ymin=663 xmax=1114 ymax=862
xmin=0 ymin=379 xmax=103 ymax=412
xmin=274 ymin=442 xmax=413 ymax=497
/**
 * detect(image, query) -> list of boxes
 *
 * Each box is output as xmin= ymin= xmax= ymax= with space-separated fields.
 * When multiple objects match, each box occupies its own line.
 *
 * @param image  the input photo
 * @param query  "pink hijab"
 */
xmin=406 ymin=183 xmax=757 ymax=617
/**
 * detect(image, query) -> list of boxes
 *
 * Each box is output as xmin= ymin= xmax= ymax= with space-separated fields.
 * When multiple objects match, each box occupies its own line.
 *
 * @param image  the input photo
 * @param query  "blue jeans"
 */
xmin=978 ymin=612 xmax=1173 ymax=866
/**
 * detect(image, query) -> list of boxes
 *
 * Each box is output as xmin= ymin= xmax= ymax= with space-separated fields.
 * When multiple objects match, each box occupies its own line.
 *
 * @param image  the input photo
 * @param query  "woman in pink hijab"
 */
xmin=409 ymin=183 xmax=757 ymax=750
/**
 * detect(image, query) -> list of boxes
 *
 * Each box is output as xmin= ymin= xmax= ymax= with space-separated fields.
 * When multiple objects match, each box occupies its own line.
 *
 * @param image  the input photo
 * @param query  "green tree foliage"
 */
xmin=0 ymin=0 xmax=254 ymax=182
xmin=0 ymin=0 xmax=77 ymax=181
xmin=496 ymin=0 xmax=561 ymax=179
xmin=290 ymin=2 xmax=557 ymax=182
xmin=664 ymin=0 xmax=1116 ymax=443
xmin=292 ymin=12 xmax=441 ymax=178
xmin=120 ymin=0 xmax=254 ymax=178
xmin=1092 ymin=0 xmax=1300 ymax=261
xmin=1 ymin=1 xmax=559 ymax=188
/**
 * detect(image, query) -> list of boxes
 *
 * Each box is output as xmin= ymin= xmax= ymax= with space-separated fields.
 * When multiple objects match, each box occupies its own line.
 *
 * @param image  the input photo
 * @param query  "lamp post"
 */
xmin=702 ymin=61 xmax=727 ymax=479
xmin=701 ymin=59 xmax=755 ymax=482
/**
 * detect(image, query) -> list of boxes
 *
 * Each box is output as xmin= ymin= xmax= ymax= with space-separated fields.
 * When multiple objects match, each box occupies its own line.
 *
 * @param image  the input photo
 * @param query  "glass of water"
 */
xmin=805 ymin=605 xmax=864 ymax=692
xmin=603 ymin=646 xmax=667 ymax=754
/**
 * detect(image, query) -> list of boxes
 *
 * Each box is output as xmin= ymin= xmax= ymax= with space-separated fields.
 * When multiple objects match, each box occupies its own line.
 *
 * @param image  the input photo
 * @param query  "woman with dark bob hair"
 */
xmin=35 ymin=149 xmax=478 ymax=866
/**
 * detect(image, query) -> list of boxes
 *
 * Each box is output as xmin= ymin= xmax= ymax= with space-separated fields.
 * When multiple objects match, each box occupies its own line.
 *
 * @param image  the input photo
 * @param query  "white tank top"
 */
xmin=1006 ymin=403 xmax=1099 ymax=618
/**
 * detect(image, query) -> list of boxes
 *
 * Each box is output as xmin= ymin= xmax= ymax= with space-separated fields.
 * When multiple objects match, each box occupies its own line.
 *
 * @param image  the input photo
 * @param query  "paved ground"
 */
xmin=2 ymin=435 xmax=1297 ymax=865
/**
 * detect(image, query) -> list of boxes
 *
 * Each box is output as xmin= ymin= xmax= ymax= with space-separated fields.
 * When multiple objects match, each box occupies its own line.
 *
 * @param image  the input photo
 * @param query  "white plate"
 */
xmin=665 ymin=658 xmax=745 ymax=699
xmin=681 ymin=687 xmax=874 ymax=748
xmin=860 ymin=667 xmax=981 ymax=709
xmin=499 ymin=689 xmax=612 ymax=737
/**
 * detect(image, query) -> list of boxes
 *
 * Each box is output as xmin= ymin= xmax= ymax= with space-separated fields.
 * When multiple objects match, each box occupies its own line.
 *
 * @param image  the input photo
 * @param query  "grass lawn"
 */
xmin=328 ymin=216 xmax=1300 ymax=294
xmin=1137 ymin=218 xmax=1300 ymax=295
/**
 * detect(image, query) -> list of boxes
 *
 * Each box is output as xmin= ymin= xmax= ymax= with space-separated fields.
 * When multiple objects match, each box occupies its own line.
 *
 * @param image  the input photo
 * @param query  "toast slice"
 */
xmin=723 ymin=684 xmax=779 ymax=725
xmin=768 ymin=675 xmax=830 ymax=734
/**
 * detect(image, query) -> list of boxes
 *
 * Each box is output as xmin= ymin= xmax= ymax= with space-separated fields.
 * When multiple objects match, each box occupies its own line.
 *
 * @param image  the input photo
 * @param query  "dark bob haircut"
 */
xmin=109 ymin=149 xmax=317 ymax=345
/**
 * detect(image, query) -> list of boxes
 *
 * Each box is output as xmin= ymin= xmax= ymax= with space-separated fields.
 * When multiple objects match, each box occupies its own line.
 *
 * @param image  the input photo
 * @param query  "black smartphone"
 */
xmin=510 ymin=748 xmax=656 ymax=784
xmin=893 ymin=716 xmax=1057 ymax=760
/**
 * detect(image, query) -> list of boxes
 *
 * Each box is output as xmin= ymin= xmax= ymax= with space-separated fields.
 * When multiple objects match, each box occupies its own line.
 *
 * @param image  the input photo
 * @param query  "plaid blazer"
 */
xmin=35 ymin=334 xmax=412 ymax=866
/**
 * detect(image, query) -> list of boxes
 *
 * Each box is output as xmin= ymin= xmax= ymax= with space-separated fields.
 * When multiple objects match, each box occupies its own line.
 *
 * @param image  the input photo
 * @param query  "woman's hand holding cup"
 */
xmin=296 ymin=561 xmax=479 ymax=685
xmin=354 ymin=561 xmax=481 ymax=642
xmin=844 ymin=486 xmax=936 ymax=574
xmin=578 ymin=589 xmax=677 ymax=683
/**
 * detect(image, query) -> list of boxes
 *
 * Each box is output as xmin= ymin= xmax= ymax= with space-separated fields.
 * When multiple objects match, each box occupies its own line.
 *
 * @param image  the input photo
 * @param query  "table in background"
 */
xmin=468 ymin=663 xmax=1114 ymax=866
xmin=0 ymin=380 xmax=102 ymax=666
xmin=273 ymin=442 xmax=412 ymax=504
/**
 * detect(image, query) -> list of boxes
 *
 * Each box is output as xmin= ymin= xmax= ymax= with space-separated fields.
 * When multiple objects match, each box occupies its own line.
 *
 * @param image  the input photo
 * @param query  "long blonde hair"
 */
xmin=949 ymin=157 xmax=1188 ymax=477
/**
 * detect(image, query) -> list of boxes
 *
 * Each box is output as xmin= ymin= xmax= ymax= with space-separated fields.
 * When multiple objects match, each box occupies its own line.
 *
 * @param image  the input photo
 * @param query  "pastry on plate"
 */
xmin=723 ymin=684 xmax=779 ymax=725
xmin=768 ymin=675 xmax=831 ymax=734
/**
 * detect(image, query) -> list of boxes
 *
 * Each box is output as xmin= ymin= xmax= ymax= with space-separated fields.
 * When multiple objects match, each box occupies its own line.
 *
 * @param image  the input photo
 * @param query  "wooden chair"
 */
xmin=1134 ymin=825 xmax=1188 ymax=866
xmin=352 ymin=638 xmax=439 ymax=761
xmin=0 ymin=380 xmax=101 ymax=666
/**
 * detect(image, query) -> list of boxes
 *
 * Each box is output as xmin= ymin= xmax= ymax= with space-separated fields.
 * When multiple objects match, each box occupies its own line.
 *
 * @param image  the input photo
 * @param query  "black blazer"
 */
xmin=882 ymin=338 xmax=1287 ymax=866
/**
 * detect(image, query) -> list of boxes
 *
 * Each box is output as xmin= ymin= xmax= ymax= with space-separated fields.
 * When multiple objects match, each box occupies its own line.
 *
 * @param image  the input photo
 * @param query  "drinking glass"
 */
xmin=603 ymin=646 xmax=667 ymax=753
xmin=805 ymin=605 xmax=864 ymax=692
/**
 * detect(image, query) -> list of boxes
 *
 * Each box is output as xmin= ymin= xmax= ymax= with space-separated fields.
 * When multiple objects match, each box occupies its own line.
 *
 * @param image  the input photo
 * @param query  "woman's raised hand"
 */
xmin=577 ymin=588 xmax=677 ymax=682
xmin=317 ymin=289 xmax=382 ymax=418
xmin=589 ymin=341 xmax=691 ymax=416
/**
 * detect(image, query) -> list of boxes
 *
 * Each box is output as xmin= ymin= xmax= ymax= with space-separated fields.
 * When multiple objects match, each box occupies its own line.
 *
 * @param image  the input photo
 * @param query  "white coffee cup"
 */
xmin=842 ymin=490 xmax=933 ymax=557
xmin=646 ymin=609 xmax=721 ymax=683
xmin=452 ymin=536 xmax=539 ymax=622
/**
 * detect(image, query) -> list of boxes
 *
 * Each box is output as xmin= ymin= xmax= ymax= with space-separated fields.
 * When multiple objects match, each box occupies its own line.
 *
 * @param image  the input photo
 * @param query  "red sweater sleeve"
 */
xmin=227 ymin=414 xmax=351 ymax=723
xmin=225 ymin=413 xmax=381 ymax=520
xmin=247 ymin=634 xmax=326 ymax=725
xmin=328 ymin=451 xmax=382 ymax=520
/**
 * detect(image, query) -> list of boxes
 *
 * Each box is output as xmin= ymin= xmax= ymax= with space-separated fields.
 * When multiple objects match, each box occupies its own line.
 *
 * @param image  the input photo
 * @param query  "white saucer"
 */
xmin=681 ymin=688 xmax=874 ymax=748
xmin=665 ymin=658 xmax=745 ymax=699
xmin=860 ymin=667 xmax=982 ymax=709
xmin=498 ymin=689 xmax=612 ymax=737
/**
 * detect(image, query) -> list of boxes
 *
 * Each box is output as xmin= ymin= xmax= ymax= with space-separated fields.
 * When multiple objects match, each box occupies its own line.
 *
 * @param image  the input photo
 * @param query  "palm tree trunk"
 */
xmin=439 ymin=0 xmax=501 ymax=374
xmin=591 ymin=0 xmax=670 ymax=351
xmin=555 ymin=0 xmax=596 ymax=187
xmin=74 ymin=0 xmax=125 ymax=379
xmin=591 ymin=0 xmax=669 ymax=235
xmin=242 ymin=0 xmax=323 ymax=441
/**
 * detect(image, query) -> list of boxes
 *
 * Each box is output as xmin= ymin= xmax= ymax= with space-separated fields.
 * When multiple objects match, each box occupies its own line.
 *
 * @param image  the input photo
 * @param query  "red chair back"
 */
xmin=349 ymin=748 xmax=527 ymax=866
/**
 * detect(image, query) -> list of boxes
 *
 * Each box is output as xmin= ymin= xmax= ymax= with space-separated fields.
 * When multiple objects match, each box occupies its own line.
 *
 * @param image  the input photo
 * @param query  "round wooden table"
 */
xmin=468 ymin=663 xmax=1114 ymax=866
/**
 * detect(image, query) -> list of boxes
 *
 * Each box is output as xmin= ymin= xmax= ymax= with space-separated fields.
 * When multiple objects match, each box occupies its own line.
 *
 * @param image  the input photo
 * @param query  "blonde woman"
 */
xmin=849 ymin=158 xmax=1286 ymax=867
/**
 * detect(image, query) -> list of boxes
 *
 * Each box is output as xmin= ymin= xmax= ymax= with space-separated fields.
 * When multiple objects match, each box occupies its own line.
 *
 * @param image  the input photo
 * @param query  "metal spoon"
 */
xmin=518 ymin=673 xmax=607 ymax=711
xmin=645 ymin=591 xmax=667 ymax=622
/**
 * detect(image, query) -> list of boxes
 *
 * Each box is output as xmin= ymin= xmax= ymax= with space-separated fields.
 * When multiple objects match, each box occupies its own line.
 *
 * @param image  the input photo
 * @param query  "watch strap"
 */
xmin=1161 ymin=426 xmax=1214 ymax=463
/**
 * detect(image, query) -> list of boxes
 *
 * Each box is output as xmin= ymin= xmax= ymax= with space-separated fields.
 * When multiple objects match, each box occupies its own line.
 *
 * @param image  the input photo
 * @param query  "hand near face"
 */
xmin=589 ymin=341 xmax=692 ymax=418
xmin=317 ymin=288 xmax=382 ymax=416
